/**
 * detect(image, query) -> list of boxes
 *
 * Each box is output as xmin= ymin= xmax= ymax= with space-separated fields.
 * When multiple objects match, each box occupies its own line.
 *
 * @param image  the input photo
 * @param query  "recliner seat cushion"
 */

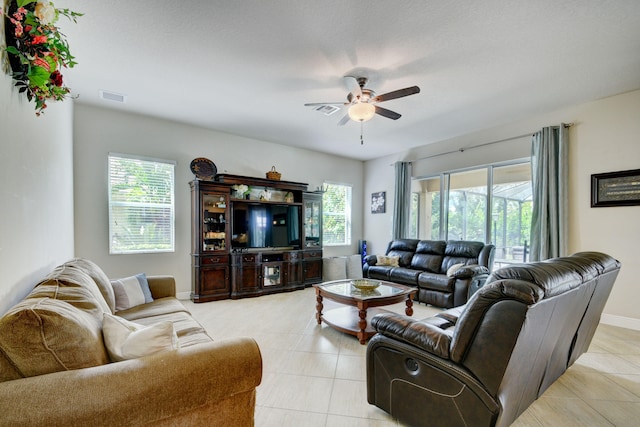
xmin=418 ymin=272 xmax=456 ymax=292
xmin=367 ymin=266 xmax=392 ymax=280
xmin=388 ymin=267 xmax=421 ymax=285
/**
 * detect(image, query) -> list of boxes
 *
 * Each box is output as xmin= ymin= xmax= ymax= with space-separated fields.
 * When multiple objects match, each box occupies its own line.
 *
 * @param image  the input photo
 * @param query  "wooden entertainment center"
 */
xmin=190 ymin=174 xmax=323 ymax=302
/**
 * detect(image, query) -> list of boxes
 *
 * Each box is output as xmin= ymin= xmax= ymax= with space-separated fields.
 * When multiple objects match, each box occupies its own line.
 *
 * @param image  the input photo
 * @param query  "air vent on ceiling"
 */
xmin=99 ymin=90 xmax=127 ymax=103
xmin=314 ymin=105 xmax=341 ymax=116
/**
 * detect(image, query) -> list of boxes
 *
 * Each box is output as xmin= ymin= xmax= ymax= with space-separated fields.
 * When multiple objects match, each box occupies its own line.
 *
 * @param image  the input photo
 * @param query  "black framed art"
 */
xmin=591 ymin=168 xmax=640 ymax=207
xmin=371 ymin=191 xmax=386 ymax=213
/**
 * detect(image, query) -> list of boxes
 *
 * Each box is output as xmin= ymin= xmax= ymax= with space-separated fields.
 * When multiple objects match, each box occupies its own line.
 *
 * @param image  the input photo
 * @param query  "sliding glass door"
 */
xmin=411 ymin=161 xmax=532 ymax=267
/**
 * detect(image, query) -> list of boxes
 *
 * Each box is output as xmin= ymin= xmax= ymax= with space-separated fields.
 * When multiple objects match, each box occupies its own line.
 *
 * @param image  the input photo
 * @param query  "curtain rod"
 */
xmin=406 ymin=123 xmax=573 ymax=163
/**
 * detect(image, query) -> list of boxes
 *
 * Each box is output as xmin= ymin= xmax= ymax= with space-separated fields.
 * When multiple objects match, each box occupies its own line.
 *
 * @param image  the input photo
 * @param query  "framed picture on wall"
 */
xmin=591 ymin=168 xmax=640 ymax=207
xmin=371 ymin=191 xmax=386 ymax=214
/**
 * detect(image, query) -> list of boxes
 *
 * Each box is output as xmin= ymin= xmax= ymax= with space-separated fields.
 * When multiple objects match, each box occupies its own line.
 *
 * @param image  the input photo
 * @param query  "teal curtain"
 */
xmin=530 ymin=125 xmax=569 ymax=261
xmin=392 ymin=161 xmax=412 ymax=239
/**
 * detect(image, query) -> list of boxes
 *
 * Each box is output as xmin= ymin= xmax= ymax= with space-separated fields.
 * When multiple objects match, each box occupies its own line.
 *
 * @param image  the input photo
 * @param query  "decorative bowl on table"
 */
xmin=351 ymin=279 xmax=380 ymax=291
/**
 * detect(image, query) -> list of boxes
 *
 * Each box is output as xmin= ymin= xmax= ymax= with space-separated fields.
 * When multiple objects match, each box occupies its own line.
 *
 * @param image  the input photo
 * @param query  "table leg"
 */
xmin=316 ymin=293 xmax=323 ymax=325
xmin=405 ymin=296 xmax=414 ymax=316
xmin=357 ymin=308 xmax=368 ymax=344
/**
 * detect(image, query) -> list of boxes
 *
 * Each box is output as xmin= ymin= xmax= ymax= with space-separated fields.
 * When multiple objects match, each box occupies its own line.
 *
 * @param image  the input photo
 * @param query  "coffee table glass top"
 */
xmin=318 ymin=280 xmax=409 ymax=300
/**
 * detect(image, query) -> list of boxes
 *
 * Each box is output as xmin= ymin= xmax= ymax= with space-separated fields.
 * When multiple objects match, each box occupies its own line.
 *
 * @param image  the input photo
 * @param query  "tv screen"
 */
xmin=232 ymin=204 xmax=301 ymax=249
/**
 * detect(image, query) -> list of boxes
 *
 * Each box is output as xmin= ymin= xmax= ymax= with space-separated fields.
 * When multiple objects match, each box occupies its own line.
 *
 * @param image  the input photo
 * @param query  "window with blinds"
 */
xmin=108 ymin=153 xmax=175 ymax=254
xmin=322 ymin=182 xmax=352 ymax=246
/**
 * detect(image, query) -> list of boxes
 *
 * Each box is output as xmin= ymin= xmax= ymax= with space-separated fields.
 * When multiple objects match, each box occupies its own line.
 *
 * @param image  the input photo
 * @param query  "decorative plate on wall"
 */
xmin=190 ymin=158 xmax=217 ymax=180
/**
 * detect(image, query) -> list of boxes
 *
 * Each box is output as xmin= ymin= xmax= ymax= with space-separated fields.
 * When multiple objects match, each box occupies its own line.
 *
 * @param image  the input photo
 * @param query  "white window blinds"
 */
xmin=108 ymin=153 xmax=175 ymax=254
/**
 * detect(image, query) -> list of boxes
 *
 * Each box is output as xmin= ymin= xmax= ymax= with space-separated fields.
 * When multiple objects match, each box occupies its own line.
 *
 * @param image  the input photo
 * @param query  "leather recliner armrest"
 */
xmin=363 ymin=254 xmax=378 ymax=266
xmin=452 ymin=264 xmax=489 ymax=279
xmin=372 ymin=312 xmax=451 ymax=359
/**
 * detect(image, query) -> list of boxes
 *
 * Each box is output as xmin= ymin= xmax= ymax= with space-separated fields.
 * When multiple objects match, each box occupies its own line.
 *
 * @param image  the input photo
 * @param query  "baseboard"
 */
xmin=600 ymin=313 xmax=640 ymax=331
xmin=177 ymin=291 xmax=191 ymax=301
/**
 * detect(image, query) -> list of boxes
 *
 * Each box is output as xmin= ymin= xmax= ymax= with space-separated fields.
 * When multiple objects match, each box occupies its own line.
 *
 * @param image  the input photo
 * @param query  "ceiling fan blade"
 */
xmin=304 ymin=102 xmax=347 ymax=106
xmin=375 ymin=106 xmax=402 ymax=120
xmin=343 ymin=76 xmax=362 ymax=99
xmin=373 ymin=86 xmax=420 ymax=103
xmin=337 ymin=113 xmax=350 ymax=126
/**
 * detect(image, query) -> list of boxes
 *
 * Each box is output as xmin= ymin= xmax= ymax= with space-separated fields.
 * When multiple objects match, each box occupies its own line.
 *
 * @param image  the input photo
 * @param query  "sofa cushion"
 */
xmin=367 ymin=265 xmax=392 ymax=281
xmin=63 ymin=258 xmax=116 ymax=313
xmin=26 ymin=279 xmax=108 ymax=321
xmin=111 ymin=273 xmax=154 ymax=311
xmin=410 ymin=240 xmax=446 ymax=272
xmin=0 ymin=298 xmax=109 ymax=379
xmin=386 ymin=239 xmax=419 ymax=267
xmin=417 ymin=272 xmax=456 ymax=292
xmin=388 ymin=267 xmax=421 ymax=285
xmin=102 ymin=313 xmax=179 ymax=362
xmin=441 ymin=241 xmax=485 ymax=273
xmin=115 ymin=297 xmax=191 ymax=321
xmin=37 ymin=265 xmax=111 ymax=317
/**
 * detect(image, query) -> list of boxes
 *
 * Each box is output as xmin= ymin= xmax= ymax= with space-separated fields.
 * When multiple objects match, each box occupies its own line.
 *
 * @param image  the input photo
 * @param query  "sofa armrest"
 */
xmin=372 ymin=313 xmax=451 ymax=359
xmin=363 ymin=254 xmax=378 ymax=266
xmin=0 ymin=337 xmax=262 ymax=427
xmin=452 ymin=264 xmax=489 ymax=279
xmin=147 ymin=275 xmax=176 ymax=299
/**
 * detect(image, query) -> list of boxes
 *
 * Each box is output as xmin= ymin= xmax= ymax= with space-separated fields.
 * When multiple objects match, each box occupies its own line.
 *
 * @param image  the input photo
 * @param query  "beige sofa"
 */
xmin=0 ymin=259 xmax=262 ymax=426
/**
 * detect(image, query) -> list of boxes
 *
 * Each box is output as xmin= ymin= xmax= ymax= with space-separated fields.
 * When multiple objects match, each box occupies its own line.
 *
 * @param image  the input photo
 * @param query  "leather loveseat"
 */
xmin=0 ymin=258 xmax=262 ymax=426
xmin=363 ymin=239 xmax=495 ymax=308
xmin=366 ymin=252 xmax=620 ymax=427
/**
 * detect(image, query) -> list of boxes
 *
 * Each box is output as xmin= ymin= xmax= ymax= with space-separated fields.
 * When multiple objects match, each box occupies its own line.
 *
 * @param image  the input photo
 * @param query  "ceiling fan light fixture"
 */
xmin=348 ymin=102 xmax=375 ymax=122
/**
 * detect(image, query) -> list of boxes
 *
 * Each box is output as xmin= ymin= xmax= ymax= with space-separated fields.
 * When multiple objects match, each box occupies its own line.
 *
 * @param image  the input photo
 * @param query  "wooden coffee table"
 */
xmin=313 ymin=280 xmax=416 ymax=344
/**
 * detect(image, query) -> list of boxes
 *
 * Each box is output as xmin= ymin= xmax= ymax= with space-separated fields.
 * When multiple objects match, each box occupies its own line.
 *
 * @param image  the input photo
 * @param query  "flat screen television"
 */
xmin=231 ymin=203 xmax=301 ymax=250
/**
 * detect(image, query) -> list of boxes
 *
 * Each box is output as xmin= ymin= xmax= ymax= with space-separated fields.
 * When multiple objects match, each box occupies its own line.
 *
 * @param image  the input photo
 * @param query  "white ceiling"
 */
xmin=60 ymin=0 xmax=640 ymax=161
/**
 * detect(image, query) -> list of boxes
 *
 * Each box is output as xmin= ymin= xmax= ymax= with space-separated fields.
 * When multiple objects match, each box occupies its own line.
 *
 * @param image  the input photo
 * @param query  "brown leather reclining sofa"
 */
xmin=366 ymin=252 xmax=620 ymax=427
xmin=363 ymin=239 xmax=495 ymax=308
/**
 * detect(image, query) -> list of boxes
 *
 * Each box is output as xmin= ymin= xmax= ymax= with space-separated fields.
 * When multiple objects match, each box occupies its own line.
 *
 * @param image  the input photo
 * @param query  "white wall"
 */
xmin=0 ymin=72 xmax=75 ymax=315
xmin=364 ymin=89 xmax=640 ymax=324
xmin=73 ymin=104 xmax=364 ymax=297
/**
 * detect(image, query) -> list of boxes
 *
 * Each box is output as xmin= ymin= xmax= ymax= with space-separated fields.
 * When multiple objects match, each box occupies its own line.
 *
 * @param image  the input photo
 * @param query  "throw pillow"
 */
xmin=377 ymin=255 xmax=400 ymax=267
xmin=102 ymin=313 xmax=179 ymax=362
xmin=111 ymin=273 xmax=153 ymax=311
xmin=446 ymin=263 xmax=466 ymax=277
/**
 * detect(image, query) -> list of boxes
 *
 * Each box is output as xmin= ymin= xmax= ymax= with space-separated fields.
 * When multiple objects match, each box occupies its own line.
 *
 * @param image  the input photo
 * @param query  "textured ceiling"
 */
xmin=60 ymin=0 xmax=640 ymax=160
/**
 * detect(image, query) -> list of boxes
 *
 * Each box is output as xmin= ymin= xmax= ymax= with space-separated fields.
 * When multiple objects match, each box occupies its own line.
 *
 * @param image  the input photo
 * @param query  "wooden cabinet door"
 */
xmin=231 ymin=253 xmax=261 ymax=298
xmin=284 ymin=260 xmax=302 ymax=287
xmin=192 ymin=256 xmax=230 ymax=302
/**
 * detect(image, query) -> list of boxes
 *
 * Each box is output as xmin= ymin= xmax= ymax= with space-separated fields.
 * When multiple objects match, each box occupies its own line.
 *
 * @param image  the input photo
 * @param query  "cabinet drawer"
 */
xmin=303 ymin=250 xmax=322 ymax=259
xmin=200 ymin=255 xmax=229 ymax=265
xmin=241 ymin=254 xmax=257 ymax=263
xmin=285 ymin=251 xmax=301 ymax=261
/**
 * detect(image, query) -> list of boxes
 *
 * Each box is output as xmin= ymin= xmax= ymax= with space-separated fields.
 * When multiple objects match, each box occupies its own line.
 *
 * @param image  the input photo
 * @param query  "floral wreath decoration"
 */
xmin=2 ymin=0 xmax=81 ymax=115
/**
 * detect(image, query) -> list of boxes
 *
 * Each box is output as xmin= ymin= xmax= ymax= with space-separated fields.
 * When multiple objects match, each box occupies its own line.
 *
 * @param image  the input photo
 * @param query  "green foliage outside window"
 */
xmin=108 ymin=154 xmax=175 ymax=254
xmin=322 ymin=183 xmax=351 ymax=246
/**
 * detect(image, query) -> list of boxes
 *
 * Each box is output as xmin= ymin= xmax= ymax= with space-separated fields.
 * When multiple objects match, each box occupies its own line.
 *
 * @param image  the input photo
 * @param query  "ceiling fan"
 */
xmin=305 ymin=76 xmax=420 ymax=126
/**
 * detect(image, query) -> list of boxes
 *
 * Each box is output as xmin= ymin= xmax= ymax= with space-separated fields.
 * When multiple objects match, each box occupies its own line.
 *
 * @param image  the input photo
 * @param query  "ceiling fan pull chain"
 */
xmin=360 ymin=121 xmax=364 ymax=145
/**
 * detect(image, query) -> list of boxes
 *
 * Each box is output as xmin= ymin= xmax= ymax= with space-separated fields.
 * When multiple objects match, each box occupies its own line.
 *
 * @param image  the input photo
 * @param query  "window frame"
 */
xmin=322 ymin=181 xmax=352 ymax=247
xmin=107 ymin=152 xmax=176 ymax=255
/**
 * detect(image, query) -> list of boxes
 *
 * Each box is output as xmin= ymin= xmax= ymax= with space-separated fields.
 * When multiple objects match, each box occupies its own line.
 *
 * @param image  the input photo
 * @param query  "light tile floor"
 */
xmin=184 ymin=287 xmax=640 ymax=427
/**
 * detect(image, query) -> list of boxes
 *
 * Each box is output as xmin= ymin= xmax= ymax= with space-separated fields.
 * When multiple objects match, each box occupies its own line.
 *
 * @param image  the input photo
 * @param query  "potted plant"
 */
xmin=2 ymin=0 xmax=82 ymax=115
